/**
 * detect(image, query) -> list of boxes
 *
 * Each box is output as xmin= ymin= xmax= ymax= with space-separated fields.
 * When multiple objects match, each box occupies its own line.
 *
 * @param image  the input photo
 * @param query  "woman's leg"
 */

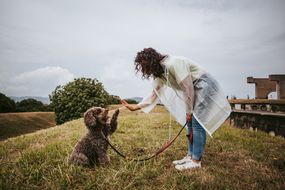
xmin=187 ymin=122 xmax=193 ymax=156
xmin=175 ymin=116 xmax=206 ymax=170
xmin=172 ymin=121 xmax=193 ymax=165
xmin=191 ymin=116 xmax=206 ymax=161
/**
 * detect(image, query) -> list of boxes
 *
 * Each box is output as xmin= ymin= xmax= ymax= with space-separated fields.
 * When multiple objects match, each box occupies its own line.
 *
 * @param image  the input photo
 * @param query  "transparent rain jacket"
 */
xmin=138 ymin=55 xmax=232 ymax=137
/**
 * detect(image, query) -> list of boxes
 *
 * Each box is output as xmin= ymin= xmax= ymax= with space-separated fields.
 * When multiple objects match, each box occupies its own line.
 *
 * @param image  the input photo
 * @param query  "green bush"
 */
xmin=109 ymin=95 xmax=121 ymax=104
xmin=0 ymin=92 xmax=16 ymax=113
xmin=49 ymin=78 xmax=111 ymax=124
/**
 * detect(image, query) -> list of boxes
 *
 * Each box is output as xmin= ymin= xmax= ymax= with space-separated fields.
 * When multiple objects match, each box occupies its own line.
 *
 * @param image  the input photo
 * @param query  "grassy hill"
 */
xmin=0 ymin=112 xmax=55 ymax=140
xmin=0 ymin=105 xmax=284 ymax=189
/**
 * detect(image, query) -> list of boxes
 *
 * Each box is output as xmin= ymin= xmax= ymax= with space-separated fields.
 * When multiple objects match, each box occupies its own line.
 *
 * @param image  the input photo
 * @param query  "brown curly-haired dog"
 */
xmin=69 ymin=107 xmax=119 ymax=166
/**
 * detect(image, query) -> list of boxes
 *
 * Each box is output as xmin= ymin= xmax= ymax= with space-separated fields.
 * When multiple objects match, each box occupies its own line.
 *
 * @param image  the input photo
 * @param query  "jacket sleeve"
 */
xmin=171 ymin=57 xmax=191 ymax=84
xmin=137 ymin=90 xmax=159 ymax=113
xmin=137 ymin=79 xmax=161 ymax=113
xmin=180 ymin=75 xmax=195 ymax=114
xmin=170 ymin=58 xmax=194 ymax=114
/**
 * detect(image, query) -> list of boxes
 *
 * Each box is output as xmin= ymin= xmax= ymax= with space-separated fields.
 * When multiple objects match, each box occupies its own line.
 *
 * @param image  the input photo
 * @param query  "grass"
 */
xmin=0 ymin=105 xmax=284 ymax=190
xmin=228 ymin=99 xmax=285 ymax=105
xmin=0 ymin=112 xmax=56 ymax=140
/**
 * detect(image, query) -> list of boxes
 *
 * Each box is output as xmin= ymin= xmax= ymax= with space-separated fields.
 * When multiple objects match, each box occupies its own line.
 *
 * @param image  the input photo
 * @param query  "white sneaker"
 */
xmin=175 ymin=160 xmax=201 ymax=171
xmin=172 ymin=155 xmax=192 ymax=165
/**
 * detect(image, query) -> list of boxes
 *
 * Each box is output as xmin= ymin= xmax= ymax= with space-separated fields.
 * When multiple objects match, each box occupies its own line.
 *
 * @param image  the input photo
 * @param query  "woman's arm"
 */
xmin=121 ymin=89 xmax=158 ymax=112
xmin=121 ymin=99 xmax=141 ymax=111
xmin=180 ymin=75 xmax=195 ymax=116
xmin=169 ymin=58 xmax=195 ymax=118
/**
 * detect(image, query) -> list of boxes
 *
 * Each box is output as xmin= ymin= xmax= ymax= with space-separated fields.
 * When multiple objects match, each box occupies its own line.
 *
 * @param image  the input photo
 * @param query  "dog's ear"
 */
xmin=84 ymin=108 xmax=97 ymax=127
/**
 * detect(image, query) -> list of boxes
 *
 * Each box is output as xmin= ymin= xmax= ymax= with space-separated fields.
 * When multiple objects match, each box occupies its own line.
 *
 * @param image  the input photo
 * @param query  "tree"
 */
xmin=109 ymin=95 xmax=121 ymax=104
xmin=16 ymin=98 xmax=45 ymax=112
xmin=0 ymin=92 xmax=16 ymax=113
xmin=50 ymin=78 xmax=111 ymax=124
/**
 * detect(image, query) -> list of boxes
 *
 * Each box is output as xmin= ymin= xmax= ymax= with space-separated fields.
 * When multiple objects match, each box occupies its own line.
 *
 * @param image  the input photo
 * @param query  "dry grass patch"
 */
xmin=0 ymin=112 xmax=56 ymax=140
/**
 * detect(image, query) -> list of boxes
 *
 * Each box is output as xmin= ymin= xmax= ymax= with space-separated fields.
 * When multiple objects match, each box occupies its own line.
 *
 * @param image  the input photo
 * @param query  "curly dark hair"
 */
xmin=134 ymin=48 xmax=166 ymax=79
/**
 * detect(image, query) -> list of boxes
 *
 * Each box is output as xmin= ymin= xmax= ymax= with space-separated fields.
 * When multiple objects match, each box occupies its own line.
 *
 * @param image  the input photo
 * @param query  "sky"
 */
xmin=0 ymin=0 xmax=285 ymax=99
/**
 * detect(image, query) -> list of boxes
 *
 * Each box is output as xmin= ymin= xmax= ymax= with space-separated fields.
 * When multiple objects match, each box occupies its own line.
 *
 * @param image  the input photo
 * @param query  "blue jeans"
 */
xmin=187 ymin=115 xmax=206 ymax=160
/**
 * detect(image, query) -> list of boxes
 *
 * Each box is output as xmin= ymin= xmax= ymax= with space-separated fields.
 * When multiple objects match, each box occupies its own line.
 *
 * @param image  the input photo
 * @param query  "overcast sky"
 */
xmin=0 ymin=0 xmax=284 ymax=99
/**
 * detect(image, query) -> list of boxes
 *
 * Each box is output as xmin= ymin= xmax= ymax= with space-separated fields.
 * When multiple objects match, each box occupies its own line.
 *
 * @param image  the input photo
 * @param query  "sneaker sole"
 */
xmin=172 ymin=160 xmax=191 ymax=165
xmin=175 ymin=166 xmax=201 ymax=171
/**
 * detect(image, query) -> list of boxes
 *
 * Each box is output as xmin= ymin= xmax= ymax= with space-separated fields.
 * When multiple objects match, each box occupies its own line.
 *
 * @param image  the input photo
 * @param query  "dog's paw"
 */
xmin=113 ymin=109 xmax=119 ymax=116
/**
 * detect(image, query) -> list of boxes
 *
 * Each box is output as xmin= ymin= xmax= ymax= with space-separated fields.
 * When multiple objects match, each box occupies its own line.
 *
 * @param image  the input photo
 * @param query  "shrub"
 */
xmin=49 ymin=78 xmax=111 ymax=124
xmin=109 ymin=95 xmax=121 ymax=104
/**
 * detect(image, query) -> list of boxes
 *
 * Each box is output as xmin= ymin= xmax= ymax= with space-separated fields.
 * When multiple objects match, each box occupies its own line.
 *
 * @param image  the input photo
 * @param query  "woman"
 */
xmin=121 ymin=48 xmax=231 ymax=171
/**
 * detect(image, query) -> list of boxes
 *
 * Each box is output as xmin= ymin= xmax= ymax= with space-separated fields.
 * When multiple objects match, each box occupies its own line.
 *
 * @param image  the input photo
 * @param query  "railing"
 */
xmin=228 ymin=99 xmax=285 ymax=113
xmin=228 ymin=99 xmax=285 ymax=137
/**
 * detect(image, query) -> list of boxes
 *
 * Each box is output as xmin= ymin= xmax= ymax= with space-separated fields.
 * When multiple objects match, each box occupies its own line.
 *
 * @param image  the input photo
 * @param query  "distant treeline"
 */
xmin=0 ymin=93 xmax=53 ymax=113
xmin=0 ymin=91 xmax=138 ymax=113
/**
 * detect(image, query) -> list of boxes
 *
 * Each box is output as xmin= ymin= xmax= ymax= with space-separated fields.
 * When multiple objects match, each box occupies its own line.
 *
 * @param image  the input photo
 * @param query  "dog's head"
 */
xmin=84 ymin=107 xmax=109 ymax=130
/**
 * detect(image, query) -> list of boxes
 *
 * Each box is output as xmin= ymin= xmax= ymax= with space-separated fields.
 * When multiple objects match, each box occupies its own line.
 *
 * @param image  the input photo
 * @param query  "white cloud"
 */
xmin=102 ymin=58 xmax=133 ymax=81
xmin=3 ymin=66 xmax=74 ymax=96
xmin=101 ymin=58 xmax=153 ymax=98
xmin=0 ymin=0 xmax=284 ymax=98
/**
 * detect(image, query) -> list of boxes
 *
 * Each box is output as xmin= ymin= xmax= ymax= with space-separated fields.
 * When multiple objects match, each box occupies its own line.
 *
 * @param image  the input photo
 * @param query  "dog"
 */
xmin=69 ymin=107 xmax=119 ymax=166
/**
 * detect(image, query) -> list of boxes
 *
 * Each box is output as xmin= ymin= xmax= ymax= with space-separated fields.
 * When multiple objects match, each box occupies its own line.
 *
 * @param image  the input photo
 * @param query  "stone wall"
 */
xmin=230 ymin=111 xmax=285 ymax=137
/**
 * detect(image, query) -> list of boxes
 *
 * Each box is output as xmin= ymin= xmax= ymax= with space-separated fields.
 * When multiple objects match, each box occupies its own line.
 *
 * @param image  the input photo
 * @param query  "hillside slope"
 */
xmin=0 ymin=112 xmax=55 ymax=140
xmin=0 ymin=105 xmax=284 ymax=189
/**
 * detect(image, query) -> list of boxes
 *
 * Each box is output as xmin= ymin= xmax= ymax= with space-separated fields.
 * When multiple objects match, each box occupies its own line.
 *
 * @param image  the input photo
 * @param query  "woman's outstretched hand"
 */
xmin=121 ymin=99 xmax=140 ymax=111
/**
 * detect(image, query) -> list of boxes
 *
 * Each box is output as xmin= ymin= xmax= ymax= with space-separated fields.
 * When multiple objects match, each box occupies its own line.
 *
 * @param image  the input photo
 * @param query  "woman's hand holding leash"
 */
xmin=186 ymin=113 xmax=192 ymax=123
xmin=186 ymin=113 xmax=193 ymax=144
